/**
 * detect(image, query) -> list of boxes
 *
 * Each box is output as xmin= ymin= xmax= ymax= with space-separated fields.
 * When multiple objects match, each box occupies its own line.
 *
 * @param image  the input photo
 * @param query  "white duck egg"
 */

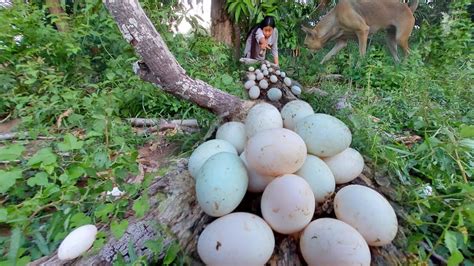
xmin=295 ymin=113 xmax=352 ymax=157
xmin=263 ymin=69 xmax=269 ymax=76
xmin=216 ymin=122 xmax=247 ymax=154
xmin=196 ymin=152 xmax=248 ymax=217
xmin=280 ymin=72 xmax=286 ymax=78
xmin=188 ymin=139 xmax=237 ymax=178
xmin=245 ymin=103 xmax=282 ymax=138
xmin=291 ymin=86 xmax=301 ymax=96
xmin=246 ymin=128 xmax=307 ymax=177
xmin=244 ymin=80 xmax=256 ymax=90
xmin=334 ymin=185 xmax=398 ymax=246
xmin=270 ymin=75 xmax=278 ymax=83
xmin=300 ymin=218 xmax=371 ymax=266
xmin=247 ymin=73 xmax=256 ymax=81
xmin=280 ymin=100 xmax=314 ymax=131
xmin=261 ymin=174 xmax=315 ymax=234
xmin=240 ymin=150 xmax=274 ymax=192
xmin=248 ymin=66 xmax=255 ymax=72
xmin=284 ymin=77 xmax=292 ymax=86
xmin=295 ymin=155 xmax=335 ymax=203
xmin=259 ymin=79 xmax=269 ymax=89
xmin=323 ymin=148 xmax=364 ymax=184
xmin=267 ymin=88 xmax=282 ymax=101
xmin=249 ymin=86 xmax=261 ymax=99
xmin=198 ymin=212 xmax=275 ymax=265
xmin=58 ymin=224 xmax=97 ymax=261
xmin=256 ymin=72 xmax=264 ymax=80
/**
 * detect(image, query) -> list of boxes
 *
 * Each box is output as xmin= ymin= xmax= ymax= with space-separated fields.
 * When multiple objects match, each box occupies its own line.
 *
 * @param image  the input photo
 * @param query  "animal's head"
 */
xmin=302 ymin=26 xmax=323 ymax=51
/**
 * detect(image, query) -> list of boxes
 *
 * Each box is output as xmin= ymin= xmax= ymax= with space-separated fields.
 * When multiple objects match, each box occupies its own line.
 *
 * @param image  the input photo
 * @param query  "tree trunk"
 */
xmin=104 ymin=0 xmax=247 ymax=119
xmin=210 ymin=0 xmax=233 ymax=46
xmin=45 ymin=0 xmax=69 ymax=32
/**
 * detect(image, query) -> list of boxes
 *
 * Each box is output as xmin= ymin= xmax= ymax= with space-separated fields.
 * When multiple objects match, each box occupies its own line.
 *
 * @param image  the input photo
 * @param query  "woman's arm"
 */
xmin=271 ymin=29 xmax=279 ymax=65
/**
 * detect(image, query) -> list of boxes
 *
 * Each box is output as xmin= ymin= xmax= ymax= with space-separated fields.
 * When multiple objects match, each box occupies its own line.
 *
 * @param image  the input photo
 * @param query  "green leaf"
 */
xmin=27 ymin=148 xmax=57 ymax=170
xmin=221 ymin=74 xmax=233 ymax=85
xmin=132 ymin=194 xmax=149 ymax=218
xmin=447 ymin=250 xmax=464 ymax=266
xmin=94 ymin=151 xmax=110 ymax=169
xmin=459 ymin=125 xmax=474 ymax=138
xmin=145 ymin=239 xmax=164 ymax=255
xmin=70 ymin=212 xmax=92 ymax=228
xmin=26 ymin=172 xmax=49 ymax=187
xmin=94 ymin=203 xmax=115 ymax=221
xmin=0 ymin=208 xmax=7 ymax=222
xmin=444 ymin=230 xmax=458 ymax=254
xmin=0 ymin=169 xmax=22 ymax=193
xmin=163 ymin=242 xmax=180 ymax=265
xmin=8 ymin=227 xmax=22 ymax=262
xmin=111 ymin=220 xmax=129 ymax=239
xmin=0 ymin=144 xmax=25 ymax=161
xmin=57 ymin=133 xmax=84 ymax=151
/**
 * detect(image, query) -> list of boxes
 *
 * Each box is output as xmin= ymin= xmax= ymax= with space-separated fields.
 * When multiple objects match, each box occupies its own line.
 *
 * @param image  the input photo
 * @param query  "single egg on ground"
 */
xmin=334 ymin=184 xmax=398 ymax=246
xmin=300 ymin=218 xmax=371 ymax=266
xmin=58 ymin=224 xmax=97 ymax=261
xmin=198 ymin=212 xmax=275 ymax=265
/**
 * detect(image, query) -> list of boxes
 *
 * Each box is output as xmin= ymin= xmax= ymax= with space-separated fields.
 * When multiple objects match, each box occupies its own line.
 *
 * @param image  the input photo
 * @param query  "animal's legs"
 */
xmin=386 ymin=30 xmax=400 ymax=63
xmin=396 ymin=17 xmax=416 ymax=58
xmin=356 ymin=26 xmax=370 ymax=57
xmin=320 ymin=39 xmax=348 ymax=64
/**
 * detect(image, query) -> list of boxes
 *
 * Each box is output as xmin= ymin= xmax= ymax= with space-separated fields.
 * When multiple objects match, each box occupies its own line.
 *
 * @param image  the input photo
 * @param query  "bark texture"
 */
xmin=45 ymin=0 xmax=69 ymax=32
xmin=210 ymin=0 xmax=233 ymax=45
xmin=105 ymin=0 xmax=245 ymax=118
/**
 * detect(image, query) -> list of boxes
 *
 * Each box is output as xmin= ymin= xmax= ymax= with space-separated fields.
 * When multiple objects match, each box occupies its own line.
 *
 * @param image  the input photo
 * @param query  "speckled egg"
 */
xmin=198 ymin=212 xmax=275 ymax=265
xmin=246 ymin=128 xmax=307 ymax=177
xmin=261 ymin=174 xmax=315 ymax=234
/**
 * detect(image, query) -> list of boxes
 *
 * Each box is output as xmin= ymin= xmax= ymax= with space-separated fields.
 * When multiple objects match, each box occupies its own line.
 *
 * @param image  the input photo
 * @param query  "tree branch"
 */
xmin=103 ymin=0 xmax=246 ymax=118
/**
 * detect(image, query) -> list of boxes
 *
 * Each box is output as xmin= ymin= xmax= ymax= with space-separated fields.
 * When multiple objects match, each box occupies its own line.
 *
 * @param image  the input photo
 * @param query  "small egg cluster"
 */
xmin=245 ymin=63 xmax=302 ymax=101
xmin=189 ymin=101 xmax=398 ymax=265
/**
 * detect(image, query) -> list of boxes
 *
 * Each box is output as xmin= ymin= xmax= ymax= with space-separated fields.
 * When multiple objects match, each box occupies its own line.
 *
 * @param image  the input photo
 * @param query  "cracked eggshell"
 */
xmin=261 ymin=174 xmax=315 ymax=234
xmin=58 ymin=224 xmax=97 ymax=261
xmin=188 ymin=139 xmax=237 ymax=178
xmin=281 ymin=100 xmax=314 ymax=131
xmin=197 ymin=212 xmax=275 ymax=265
xmin=246 ymin=128 xmax=307 ymax=177
xmin=334 ymin=185 xmax=398 ymax=246
xmin=245 ymin=103 xmax=282 ymax=137
xmin=300 ymin=218 xmax=371 ymax=266
xmin=216 ymin=122 xmax=247 ymax=154
xmin=196 ymin=152 xmax=248 ymax=217
xmin=244 ymin=80 xmax=256 ymax=90
xmin=295 ymin=113 xmax=352 ymax=157
xmin=240 ymin=150 xmax=274 ymax=192
xmin=295 ymin=155 xmax=335 ymax=203
xmin=323 ymin=148 xmax=364 ymax=184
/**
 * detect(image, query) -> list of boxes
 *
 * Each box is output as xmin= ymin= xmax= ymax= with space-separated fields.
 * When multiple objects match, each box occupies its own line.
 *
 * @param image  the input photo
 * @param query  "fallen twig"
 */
xmin=421 ymin=242 xmax=448 ymax=265
xmin=0 ymin=133 xmax=56 ymax=141
xmin=127 ymin=118 xmax=198 ymax=128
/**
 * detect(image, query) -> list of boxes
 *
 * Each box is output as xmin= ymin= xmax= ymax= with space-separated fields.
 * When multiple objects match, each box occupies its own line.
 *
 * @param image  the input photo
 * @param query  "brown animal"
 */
xmin=302 ymin=0 xmax=419 ymax=64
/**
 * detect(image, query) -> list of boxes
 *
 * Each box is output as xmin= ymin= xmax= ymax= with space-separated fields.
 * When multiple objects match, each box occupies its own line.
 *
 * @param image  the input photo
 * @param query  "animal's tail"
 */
xmin=409 ymin=0 xmax=419 ymax=13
